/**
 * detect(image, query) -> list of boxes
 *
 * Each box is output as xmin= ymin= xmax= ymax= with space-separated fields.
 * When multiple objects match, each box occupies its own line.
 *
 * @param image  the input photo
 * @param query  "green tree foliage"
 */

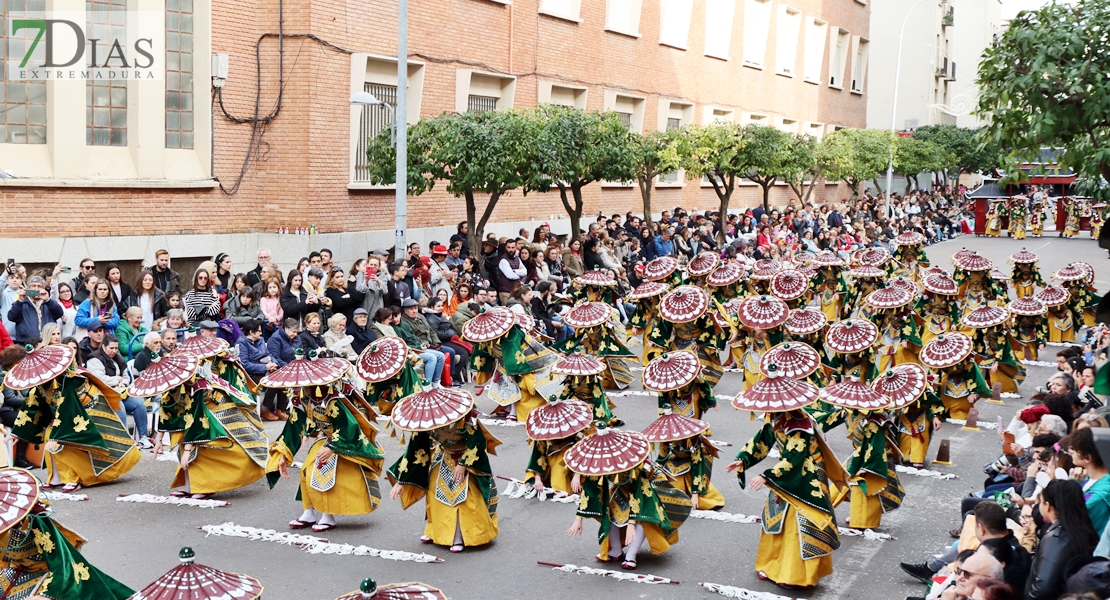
xmin=818 ymin=128 xmax=895 ymax=200
xmin=977 ymin=0 xmax=1110 ymax=182
xmin=626 ymin=129 xmax=683 ymax=231
xmin=742 ymin=125 xmax=799 ymax=211
xmin=780 ymin=133 xmax=821 ymax=204
xmin=670 ymin=122 xmax=751 ymax=244
xmin=532 ymin=106 xmax=635 ymax=241
xmin=912 ymin=124 xmax=1001 ymax=182
xmin=365 ymin=110 xmax=542 ymax=253
xmin=892 ymin=136 xmax=955 ymax=194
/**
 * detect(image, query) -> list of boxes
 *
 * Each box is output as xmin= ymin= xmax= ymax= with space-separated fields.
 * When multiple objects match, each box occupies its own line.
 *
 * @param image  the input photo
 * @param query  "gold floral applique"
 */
xmin=32 ymin=529 xmax=54 ymax=554
xmin=460 ymin=447 xmax=478 ymax=466
xmin=14 ymin=412 xmax=30 ymax=427
xmin=629 ymin=496 xmax=641 ymax=513
xmin=414 ymin=449 xmax=430 ymax=466
xmin=72 ymin=416 xmax=89 ymax=433
xmin=73 ymin=561 xmax=90 ymax=582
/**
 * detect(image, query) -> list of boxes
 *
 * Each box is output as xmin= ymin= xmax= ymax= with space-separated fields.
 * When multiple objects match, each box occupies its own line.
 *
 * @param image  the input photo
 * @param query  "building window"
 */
xmin=467 ymin=95 xmax=497 ymax=113
xmin=538 ymin=81 xmax=587 ymax=108
xmin=742 ymin=0 xmax=772 ymax=68
xmin=605 ymin=0 xmax=642 ymax=37
xmin=87 ymin=0 xmax=128 ymax=147
xmin=354 ymin=82 xmax=397 ymax=183
xmin=605 ymin=91 xmax=645 ymax=133
xmin=742 ymin=112 xmax=769 ymax=126
xmin=166 ymin=0 xmax=194 ymax=149
xmin=829 ymin=28 xmax=850 ymax=88
xmin=802 ymin=17 xmax=828 ymax=84
xmin=538 ymin=0 xmax=582 ymax=22
xmin=703 ymin=0 xmax=735 ymax=60
xmin=850 ymin=38 xmax=868 ymax=93
xmin=616 ymin=112 xmax=632 ymax=129
xmin=703 ymin=106 xmax=735 ymax=123
xmin=658 ymin=101 xmax=690 ymax=184
xmin=456 ymin=70 xmax=516 ymax=113
xmin=776 ymin=117 xmax=798 ymax=134
xmin=775 ymin=6 xmax=801 ymax=76
xmin=803 ymin=121 xmax=825 ymax=140
xmin=659 ymin=0 xmax=693 ymax=49
xmin=0 ymin=0 xmax=46 ymax=144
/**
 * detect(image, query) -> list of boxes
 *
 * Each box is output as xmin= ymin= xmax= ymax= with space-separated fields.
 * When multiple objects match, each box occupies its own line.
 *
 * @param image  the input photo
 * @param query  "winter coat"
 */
xmin=237 ymin=335 xmax=271 ymax=378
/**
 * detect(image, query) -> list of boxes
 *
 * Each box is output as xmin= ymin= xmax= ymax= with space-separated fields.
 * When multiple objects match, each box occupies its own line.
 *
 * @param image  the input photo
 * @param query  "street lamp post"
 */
xmin=883 ymin=0 xmax=930 ymax=218
xmin=350 ymin=0 xmax=407 ymax=267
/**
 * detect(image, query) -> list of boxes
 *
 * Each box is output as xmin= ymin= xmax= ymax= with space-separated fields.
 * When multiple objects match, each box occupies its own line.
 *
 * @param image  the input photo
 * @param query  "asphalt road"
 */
xmin=47 ymin=232 xmax=1108 ymax=600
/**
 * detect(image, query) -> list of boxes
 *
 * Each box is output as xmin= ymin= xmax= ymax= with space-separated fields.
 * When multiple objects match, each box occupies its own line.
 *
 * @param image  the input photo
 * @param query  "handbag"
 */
xmin=450 ymin=335 xmax=473 ymax=353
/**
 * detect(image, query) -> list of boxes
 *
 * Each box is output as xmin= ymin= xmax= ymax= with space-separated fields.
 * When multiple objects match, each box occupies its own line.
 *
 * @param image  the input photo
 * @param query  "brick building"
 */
xmin=0 ymin=0 xmax=869 ymax=276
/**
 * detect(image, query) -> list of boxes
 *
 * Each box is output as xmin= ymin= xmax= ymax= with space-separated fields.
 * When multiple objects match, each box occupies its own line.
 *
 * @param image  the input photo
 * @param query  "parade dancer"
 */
xmin=1063 ymin=197 xmax=1081 ymax=237
xmin=1008 ymin=249 xmax=1046 ymax=299
xmin=555 ymin=302 xmax=638 ymax=390
xmin=1008 ymin=197 xmax=1028 ymax=240
xmin=865 ymin=286 xmax=920 ymax=373
xmin=354 ymin=336 xmax=422 ymax=417
xmin=1056 ymin=263 xmax=1102 ymax=329
xmin=627 ymin=281 xmax=668 ymax=365
xmin=523 ymin=396 xmax=593 ymax=494
xmin=811 ymin=252 xmax=849 ymax=323
xmin=1009 ymin=297 xmax=1048 ymax=362
xmin=1037 ymin=286 xmax=1077 ymax=343
xmin=953 ymin=251 xmax=1005 ymax=318
xmin=891 ymin=232 xmax=930 ymax=280
xmin=920 ymin=333 xmax=991 ymax=420
xmin=984 ymin=201 xmax=1002 ymax=237
xmin=734 ymin=295 xmax=791 ymax=390
xmin=643 ymin=351 xmax=717 ymax=421
xmin=886 ymin=365 xmax=946 ymax=468
xmin=649 ymin=285 xmax=729 ymax=386
xmin=644 ymin=408 xmax=724 ymax=510
xmin=465 ymin=306 xmax=559 ymax=421
xmin=963 ymin=306 xmax=1025 ymax=395
xmin=916 ymin=271 xmax=962 ymax=347
xmin=551 ymin=353 xmax=620 ymax=425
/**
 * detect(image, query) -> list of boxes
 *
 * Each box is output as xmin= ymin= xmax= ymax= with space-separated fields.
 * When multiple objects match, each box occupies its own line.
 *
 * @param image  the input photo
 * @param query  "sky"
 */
xmin=1000 ymin=0 xmax=1072 ymax=20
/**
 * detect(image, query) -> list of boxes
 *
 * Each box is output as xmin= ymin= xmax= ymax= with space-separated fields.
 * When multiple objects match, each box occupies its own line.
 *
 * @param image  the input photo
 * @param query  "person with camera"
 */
xmin=6 ymin=275 xmax=63 ymax=346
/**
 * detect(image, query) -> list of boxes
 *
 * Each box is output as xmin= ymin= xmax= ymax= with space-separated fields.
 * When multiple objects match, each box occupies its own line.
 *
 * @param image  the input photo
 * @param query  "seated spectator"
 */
xmin=77 ymin=323 xmax=106 ymax=365
xmin=132 ymin=332 xmax=163 ymax=373
xmin=114 ymin=307 xmax=148 ymax=362
xmin=1026 ymin=480 xmax=1099 ymax=600
xmin=394 ymin=301 xmax=445 ymax=386
xmin=74 ymin=280 xmax=119 ymax=337
xmin=87 ymin=334 xmax=153 ymax=449
xmin=1064 ymin=428 xmax=1110 ymax=533
xmin=403 ymin=299 xmax=455 ymax=386
xmin=322 ymin=313 xmax=357 ymax=361
xmin=346 ymin=308 xmax=376 ymax=355
xmin=263 ymin=318 xmax=300 ymax=421
xmin=6 ymin=276 xmax=63 ymax=345
xmin=424 ymin=297 xmax=469 ymax=386
xmin=39 ymin=323 xmax=61 ymax=347
xmin=237 ymin=319 xmax=276 ymax=381
xmin=450 ymin=301 xmax=476 ymax=337
xmin=973 ymin=502 xmax=1032 ymax=591
xmin=370 ymin=307 xmax=396 ymax=339
xmin=295 ymin=312 xmax=327 ymax=356
xmin=224 ymin=287 xmax=262 ymax=328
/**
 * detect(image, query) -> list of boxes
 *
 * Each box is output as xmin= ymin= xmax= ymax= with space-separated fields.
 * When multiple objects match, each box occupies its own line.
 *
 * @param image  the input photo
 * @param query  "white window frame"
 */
xmin=702 ymin=106 xmax=735 ymax=124
xmin=604 ymin=0 xmax=643 ymax=37
xmin=538 ymin=0 xmax=583 ymax=23
xmin=601 ymin=90 xmax=645 ymax=187
xmin=829 ymin=27 xmax=850 ymax=89
xmin=742 ymin=0 xmax=773 ymax=69
xmin=802 ymin=121 xmax=825 ymax=141
xmin=538 ymin=81 xmax=588 ymax=108
xmin=850 ymin=36 xmax=869 ymax=94
xmin=349 ymin=54 xmax=426 ymax=189
xmin=658 ymin=0 xmax=694 ymax=50
xmin=802 ymin=16 xmax=828 ymax=84
xmin=740 ymin=111 xmax=770 ymax=126
xmin=703 ymin=0 xmax=736 ymax=60
xmin=656 ymin=100 xmax=692 ymax=187
xmin=825 ymin=124 xmax=847 ymax=136
xmin=775 ymin=116 xmax=799 ymax=134
xmin=455 ymin=70 xmax=517 ymax=113
xmin=775 ymin=5 xmax=802 ymax=77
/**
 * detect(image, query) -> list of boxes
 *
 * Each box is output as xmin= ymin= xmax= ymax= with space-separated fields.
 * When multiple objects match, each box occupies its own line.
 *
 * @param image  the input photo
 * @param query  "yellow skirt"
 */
xmin=299 ymin=439 xmax=381 ymax=516
xmin=424 ymin=477 xmax=499 ymax=547
xmin=988 ymin=369 xmax=1020 ymax=395
xmin=1013 ymin=228 xmax=1026 ymax=240
xmin=674 ymin=471 xmax=725 ymax=510
xmin=755 ymin=504 xmax=834 ymax=587
xmin=514 ymin=374 xmax=546 ymax=422
xmin=820 ymin=298 xmax=841 ymax=324
xmin=598 ymin=521 xmax=677 ymax=558
xmin=527 ymin=448 xmax=574 ymax=495
xmin=941 ymin=393 xmax=973 ymax=421
xmin=1048 ymin=321 xmax=1075 ymax=343
xmin=898 ymin=429 xmax=931 ymax=466
xmin=848 ymin=482 xmax=884 ymax=529
xmin=171 ymin=434 xmax=266 ymax=494
xmin=744 ymin=366 xmax=763 ymax=391
xmin=1015 ymin=284 xmax=1035 ymax=299
xmin=46 ymin=443 xmax=140 ymax=487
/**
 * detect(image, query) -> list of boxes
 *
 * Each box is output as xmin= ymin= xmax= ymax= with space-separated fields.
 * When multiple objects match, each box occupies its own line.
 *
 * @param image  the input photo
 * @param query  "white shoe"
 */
xmin=137 ymin=438 xmax=155 ymax=450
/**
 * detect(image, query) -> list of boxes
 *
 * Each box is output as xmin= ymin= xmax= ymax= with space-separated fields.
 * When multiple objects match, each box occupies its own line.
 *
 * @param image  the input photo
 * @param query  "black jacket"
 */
xmin=424 ymin=312 xmax=456 ymax=343
xmin=279 ymin=288 xmax=316 ymax=325
xmin=296 ymin=329 xmax=327 ymax=355
xmin=1025 ymin=522 xmax=1092 ymax=600
xmin=979 ymin=533 xmax=1031 ymax=592
xmin=124 ymin=288 xmax=170 ymax=322
xmin=107 ymin=282 xmax=133 ymax=307
xmin=325 ymin=287 xmax=366 ymax=322
xmin=346 ymin=322 xmax=376 ymax=355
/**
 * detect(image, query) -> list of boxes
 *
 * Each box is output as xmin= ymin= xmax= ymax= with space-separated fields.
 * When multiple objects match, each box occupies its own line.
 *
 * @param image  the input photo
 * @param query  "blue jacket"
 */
xmin=266 ymin=328 xmax=299 ymax=367
xmin=237 ymin=335 xmax=271 ymax=378
xmin=652 ymin=235 xmax=674 ymax=258
xmin=74 ymin=300 xmax=120 ymax=333
xmin=6 ymin=298 xmax=64 ymax=344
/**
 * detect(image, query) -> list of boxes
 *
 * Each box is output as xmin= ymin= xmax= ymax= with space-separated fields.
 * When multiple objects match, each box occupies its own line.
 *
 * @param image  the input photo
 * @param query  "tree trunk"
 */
xmin=903 ymin=176 xmax=912 ymax=196
xmin=761 ymin=181 xmax=772 ymax=211
xmin=638 ymin=173 xmax=654 ymax=231
xmin=560 ymin=183 xmax=586 ymax=242
xmin=708 ymin=172 xmax=735 ymax=245
xmin=465 ymin=190 xmax=480 ymax=257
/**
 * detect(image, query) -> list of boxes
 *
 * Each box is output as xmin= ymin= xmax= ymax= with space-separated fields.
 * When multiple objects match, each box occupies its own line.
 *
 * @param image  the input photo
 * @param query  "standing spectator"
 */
xmin=1 ymin=268 xmax=22 ymax=337
xmin=69 ymin=258 xmax=95 ymax=292
xmin=259 ymin=278 xmax=284 ymax=338
xmin=354 ymin=257 xmax=389 ymax=318
xmin=457 ymin=256 xmax=487 ymax=290
xmin=263 ymin=318 xmax=300 ymax=421
xmin=182 ymin=269 xmax=222 ymax=326
xmin=429 ymin=245 xmax=455 ymax=300
xmin=445 ymin=242 xmax=465 ymax=271
xmin=73 ymin=273 xmax=98 ymax=305
xmin=212 ymin=253 xmax=234 ymax=294
xmin=75 ymin=281 xmax=119 ymax=337
xmin=246 ymin=248 xmax=271 ymax=287
xmin=151 ymin=250 xmax=180 ymax=295
xmin=279 ymin=270 xmax=317 ymax=327
xmin=52 ymin=282 xmax=78 ymax=338
xmin=496 ymin=239 xmax=527 ymax=306
xmin=385 ymin=262 xmax=413 ymax=309
xmin=325 ymin=267 xmax=365 ymax=323
xmin=652 ymin=227 xmax=676 ymax=257
xmin=127 ymin=270 xmax=169 ymax=330
xmin=346 ymin=308 xmax=376 ymax=355
xmin=450 ymin=221 xmax=470 ymax=257
xmin=114 ymin=307 xmax=148 ymax=362
xmin=6 ymin=276 xmax=63 ymax=345
xmin=103 ymin=263 xmax=132 ymax=307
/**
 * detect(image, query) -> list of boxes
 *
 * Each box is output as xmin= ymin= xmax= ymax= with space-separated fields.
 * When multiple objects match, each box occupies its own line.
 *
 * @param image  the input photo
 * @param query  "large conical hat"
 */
xmin=335 ymin=579 xmax=448 ymax=600
xmin=1054 ymin=263 xmax=1087 ymax=282
xmin=706 ymin=261 xmax=744 ymax=287
xmin=784 ymin=308 xmax=827 ymax=336
xmin=0 ymin=469 xmax=38 ymax=535
xmin=872 ymin=364 xmax=927 ymax=410
xmin=1009 ymin=297 xmax=1047 ymax=317
xmin=922 ymin=266 xmax=948 ymax=278
xmin=461 ymin=306 xmax=515 ymax=342
xmin=856 ymin=246 xmax=890 ymax=266
xmin=760 ymin=342 xmax=820 ymax=379
xmin=1035 ymin=286 xmax=1070 ymax=308
xmin=1009 ymin=248 xmax=1039 ymax=264
xmin=127 ymin=352 xmax=199 ymax=397
xmin=391 ymin=386 xmax=475 ymax=432
xmin=819 ymin=380 xmax=889 ymax=410
xmin=738 ymin=295 xmax=789 ymax=329
xmin=825 ymin=318 xmax=878 ymax=354
xmin=354 ymin=336 xmax=408 ymax=383
xmin=749 ymin=259 xmax=781 ymax=280
xmin=642 ymin=351 xmax=701 ymax=392
xmin=259 ymin=352 xmax=348 ymax=388
xmin=627 ymin=281 xmax=668 ymax=301
xmin=954 ymin=252 xmax=993 ymax=272
xmin=1075 ymin=262 xmax=1095 ymax=285
xmin=952 ymin=248 xmax=975 ymax=264
xmin=865 ymin=286 xmax=913 ymax=310
xmin=551 ymin=353 xmax=605 ymax=377
xmin=887 ymin=276 xmax=920 ymax=297
xmin=526 ymin=398 xmax=592 ymax=441
xmin=173 ymin=336 xmax=229 ymax=360
xmin=3 ymin=345 xmax=74 ymax=390
xmin=849 ymin=265 xmax=886 ymax=279
xmin=731 ymin=365 xmax=819 ymax=412
xmin=659 ymin=285 xmax=710 ymax=323
xmin=923 ymin=272 xmax=959 ymax=296
xmin=643 ymin=256 xmax=679 ymax=282
xmin=564 ymin=426 xmax=650 ymax=476
xmin=687 ymin=252 xmax=721 ymax=277
xmin=920 ymin=333 xmax=973 ymax=369
xmin=991 ymin=268 xmax=1009 ymax=282
xmin=813 ymin=251 xmax=846 ymax=267
xmin=563 ymin=302 xmax=612 ymax=328
xmin=894 ymin=231 xmax=925 ymax=246
xmin=128 ymin=547 xmax=263 ymax=600
xmin=515 ymin=313 xmax=536 ymax=333
xmin=575 ymin=269 xmax=617 ymax=287
xmin=770 ymin=269 xmax=808 ymax=301
xmin=961 ymin=306 xmax=1010 ymax=329
xmin=641 ymin=410 xmax=709 ymax=442
xmin=711 ymin=299 xmax=741 ymax=330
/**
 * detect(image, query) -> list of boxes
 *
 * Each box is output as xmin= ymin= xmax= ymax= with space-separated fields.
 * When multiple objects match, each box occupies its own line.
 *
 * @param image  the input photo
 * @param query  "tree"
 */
xmin=533 ymin=106 xmax=635 ymax=241
xmin=742 ymin=125 xmax=797 ymax=211
xmin=626 ymin=129 xmax=683 ymax=231
xmin=892 ymin=137 xmax=954 ymax=194
xmin=977 ymin=0 xmax=1110 ymax=183
xmin=818 ymin=128 xmax=895 ymax=200
xmin=912 ymin=124 xmax=1001 ymax=184
xmin=365 ymin=110 xmax=541 ymax=254
xmin=782 ymin=133 xmax=821 ymax=204
xmin=670 ymin=122 xmax=751 ymax=244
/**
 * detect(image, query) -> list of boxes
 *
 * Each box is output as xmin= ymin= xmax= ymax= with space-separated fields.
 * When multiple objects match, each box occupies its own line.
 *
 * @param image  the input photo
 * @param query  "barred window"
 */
xmin=616 ymin=112 xmax=632 ymax=130
xmin=0 ymin=0 xmax=47 ymax=144
xmin=467 ymin=95 xmax=497 ymax=113
xmin=165 ymin=0 xmax=194 ymax=148
xmin=659 ymin=117 xmax=682 ymax=182
xmin=86 ymin=0 xmax=128 ymax=146
xmin=354 ymin=82 xmax=396 ymax=182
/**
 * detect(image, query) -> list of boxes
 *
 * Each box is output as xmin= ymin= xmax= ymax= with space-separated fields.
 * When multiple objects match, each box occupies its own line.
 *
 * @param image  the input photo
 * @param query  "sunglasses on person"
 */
xmin=956 ymin=568 xmax=987 ymax=580
xmin=82 ymin=264 xmax=95 ymax=270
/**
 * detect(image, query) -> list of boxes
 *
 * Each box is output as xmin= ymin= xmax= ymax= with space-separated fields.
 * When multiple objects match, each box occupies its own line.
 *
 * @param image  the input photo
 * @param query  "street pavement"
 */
xmin=48 ymin=232 xmax=1108 ymax=599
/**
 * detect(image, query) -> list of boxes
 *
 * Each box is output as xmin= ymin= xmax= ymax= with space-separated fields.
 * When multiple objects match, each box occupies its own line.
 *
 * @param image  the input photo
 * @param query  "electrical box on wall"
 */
xmin=212 ymin=53 xmax=229 ymax=86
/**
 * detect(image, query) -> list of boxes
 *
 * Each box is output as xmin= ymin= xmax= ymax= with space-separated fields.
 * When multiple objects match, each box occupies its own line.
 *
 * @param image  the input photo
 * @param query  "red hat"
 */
xmin=432 ymin=244 xmax=448 ymax=255
xmin=1019 ymin=404 xmax=1051 ymax=424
